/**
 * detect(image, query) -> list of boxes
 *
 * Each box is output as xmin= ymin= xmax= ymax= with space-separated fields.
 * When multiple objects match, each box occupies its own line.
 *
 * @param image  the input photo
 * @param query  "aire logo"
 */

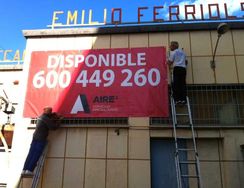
xmin=93 ymin=95 xmax=118 ymax=103
xmin=70 ymin=94 xmax=90 ymax=114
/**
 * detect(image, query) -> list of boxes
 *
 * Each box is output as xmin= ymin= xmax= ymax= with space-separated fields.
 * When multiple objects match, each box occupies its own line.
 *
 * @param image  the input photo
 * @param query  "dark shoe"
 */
xmin=180 ymin=100 xmax=186 ymax=105
xmin=21 ymin=170 xmax=26 ymax=175
xmin=21 ymin=170 xmax=34 ymax=176
xmin=25 ymin=170 xmax=34 ymax=175
xmin=175 ymin=100 xmax=181 ymax=105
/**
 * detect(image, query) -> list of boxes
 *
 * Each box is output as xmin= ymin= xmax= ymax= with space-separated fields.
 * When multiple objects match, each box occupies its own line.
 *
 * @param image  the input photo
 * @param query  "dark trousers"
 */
xmin=172 ymin=66 xmax=187 ymax=101
xmin=23 ymin=139 xmax=47 ymax=172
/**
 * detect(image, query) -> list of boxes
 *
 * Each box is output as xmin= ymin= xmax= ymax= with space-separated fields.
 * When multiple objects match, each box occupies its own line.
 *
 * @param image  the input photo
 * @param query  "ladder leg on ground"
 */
xmin=171 ymin=96 xmax=203 ymax=188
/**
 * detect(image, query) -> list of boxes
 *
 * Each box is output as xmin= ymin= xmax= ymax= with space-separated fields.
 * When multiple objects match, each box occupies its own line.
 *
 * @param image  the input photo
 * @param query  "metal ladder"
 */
xmin=170 ymin=96 xmax=203 ymax=188
xmin=31 ymin=144 xmax=48 ymax=188
xmin=18 ymin=144 xmax=48 ymax=188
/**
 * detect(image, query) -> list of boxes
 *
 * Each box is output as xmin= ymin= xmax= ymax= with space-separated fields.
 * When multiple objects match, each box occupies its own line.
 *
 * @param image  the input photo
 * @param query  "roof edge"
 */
xmin=23 ymin=21 xmax=244 ymax=38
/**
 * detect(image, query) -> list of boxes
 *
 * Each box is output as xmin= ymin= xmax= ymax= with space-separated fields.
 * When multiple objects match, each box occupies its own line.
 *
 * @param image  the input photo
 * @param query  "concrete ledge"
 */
xmin=23 ymin=21 xmax=244 ymax=38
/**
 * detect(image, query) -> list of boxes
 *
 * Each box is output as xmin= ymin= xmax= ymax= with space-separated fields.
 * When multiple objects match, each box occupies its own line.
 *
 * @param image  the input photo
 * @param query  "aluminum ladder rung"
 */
xmin=176 ymin=113 xmax=189 ymax=116
xmin=175 ymin=124 xmax=191 ymax=127
xmin=179 ymin=161 xmax=197 ymax=165
xmin=178 ymin=148 xmax=195 ymax=152
xmin=176 ymin=137 xmax=192 ymax=140
xmin=181 ymin=175 xmax=200 ymax=178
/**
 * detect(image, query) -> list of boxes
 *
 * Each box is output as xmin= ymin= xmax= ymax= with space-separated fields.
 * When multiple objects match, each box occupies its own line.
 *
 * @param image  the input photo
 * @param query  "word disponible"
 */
xmin=47 ymin=53 xmax=146 ymax=68
xmin=48 ymin=2 xmax=244 ymax=28
xmin=0 ymin=49 xmax=25 ymax=63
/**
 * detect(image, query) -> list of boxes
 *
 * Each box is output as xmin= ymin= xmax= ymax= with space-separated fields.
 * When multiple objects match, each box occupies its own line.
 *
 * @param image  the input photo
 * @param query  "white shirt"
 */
xmin=168 ymin=48 xmax=187 ymax=68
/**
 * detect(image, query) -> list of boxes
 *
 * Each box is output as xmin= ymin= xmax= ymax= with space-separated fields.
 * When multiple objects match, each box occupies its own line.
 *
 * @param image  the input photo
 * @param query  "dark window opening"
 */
xmin=31 ymin=117 xmax=128 ymax=126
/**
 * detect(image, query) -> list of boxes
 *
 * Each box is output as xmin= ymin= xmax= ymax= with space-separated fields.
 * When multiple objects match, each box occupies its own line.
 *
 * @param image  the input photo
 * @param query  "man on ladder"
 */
xmin=167 ymin=41 xmax=188 ymax=105
xmin=17 ymin=107 xmax=62 ymax=188
xmin=167 ymin=41 xmax=203 ymax=188
xmin=21 ymin=107 xmax=62 ymax=176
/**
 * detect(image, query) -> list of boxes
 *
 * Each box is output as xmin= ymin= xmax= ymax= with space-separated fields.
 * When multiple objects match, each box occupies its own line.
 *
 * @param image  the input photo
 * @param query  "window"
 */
xmin=150 ymin=84 xmax=244 ymax=126
xmin=151 ymin=139 xmax=188 ymax=188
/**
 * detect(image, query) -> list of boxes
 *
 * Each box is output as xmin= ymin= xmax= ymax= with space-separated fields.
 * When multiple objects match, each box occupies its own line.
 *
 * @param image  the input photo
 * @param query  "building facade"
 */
xmin=1 ymin=22 xmax=244 ymax=188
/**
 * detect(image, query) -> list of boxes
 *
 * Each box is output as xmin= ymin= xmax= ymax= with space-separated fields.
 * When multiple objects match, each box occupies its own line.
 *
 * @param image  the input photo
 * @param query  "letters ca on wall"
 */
xmin=0 ymin=49 xmax=25 ymax=69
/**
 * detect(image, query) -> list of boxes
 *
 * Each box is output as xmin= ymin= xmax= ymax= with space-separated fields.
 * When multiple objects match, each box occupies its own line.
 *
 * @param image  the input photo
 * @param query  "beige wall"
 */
xmin=19 ymin=122 xmax=244 ymax=188
xmin=15 ymin=29 xmax=244 ymax=188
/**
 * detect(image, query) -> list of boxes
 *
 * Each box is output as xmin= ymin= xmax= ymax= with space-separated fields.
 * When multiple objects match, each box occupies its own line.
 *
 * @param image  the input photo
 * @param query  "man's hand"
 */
xmin=51 ymin=112 xmax=63 ymax=120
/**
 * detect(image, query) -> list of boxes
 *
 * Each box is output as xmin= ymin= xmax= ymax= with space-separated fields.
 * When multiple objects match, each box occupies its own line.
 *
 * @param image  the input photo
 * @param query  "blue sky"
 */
xmin=1 ymin=0 xmax=163 ymax=51
xmin=0 ymin=0 xmax=243 ymax=62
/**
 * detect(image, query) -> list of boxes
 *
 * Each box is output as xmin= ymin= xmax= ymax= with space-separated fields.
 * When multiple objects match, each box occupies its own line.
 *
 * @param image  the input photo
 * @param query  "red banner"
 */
xmin=23 ymin=47 xmax=168 ymax=117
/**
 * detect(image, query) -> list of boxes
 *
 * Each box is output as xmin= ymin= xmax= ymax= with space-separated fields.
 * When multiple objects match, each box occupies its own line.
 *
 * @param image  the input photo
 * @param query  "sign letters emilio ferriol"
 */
xmin=48 ymin=2 xmax=244 ymax=28
xmin=23 ymin=47 xmax=168 ymax=118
